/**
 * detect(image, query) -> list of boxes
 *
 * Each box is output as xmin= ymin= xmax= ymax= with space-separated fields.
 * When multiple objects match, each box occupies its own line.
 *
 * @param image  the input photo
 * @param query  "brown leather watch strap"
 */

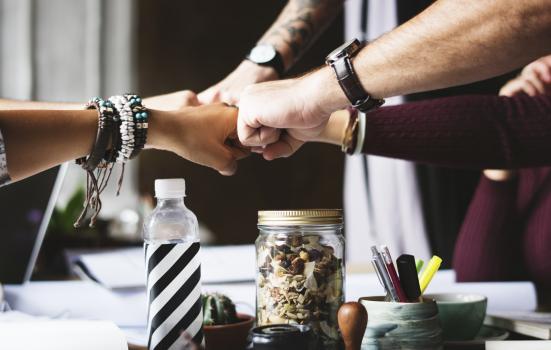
xmin=332 ymin=57 xmax=384 ymax=113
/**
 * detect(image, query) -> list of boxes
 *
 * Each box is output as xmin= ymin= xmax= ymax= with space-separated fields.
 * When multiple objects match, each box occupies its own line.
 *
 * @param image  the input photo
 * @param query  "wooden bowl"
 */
xmin=204 ymin=313 xmax=255 ymax=350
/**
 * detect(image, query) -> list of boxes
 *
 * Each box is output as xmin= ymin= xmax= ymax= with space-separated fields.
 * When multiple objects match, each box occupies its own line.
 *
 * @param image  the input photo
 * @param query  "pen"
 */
xmin=371 ymin=260 xmax=389 ymax=299
xmin=396 ymin=254 xmax=422 ymax=302
xmin=419 ymin=255 xmax=442 ymax=294
xmin=415 ymin=258 xmax=424 ymax=274
xmin=380 ymin=245 xmax=407 ymax=302
xmin=371 ymin=246 xmax=400 ymax=302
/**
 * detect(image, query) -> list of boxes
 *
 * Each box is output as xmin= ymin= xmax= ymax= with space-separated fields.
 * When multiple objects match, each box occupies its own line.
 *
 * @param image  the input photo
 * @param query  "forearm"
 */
xmin=0 ymin=109 xmax=168 ymax=182
xmin=258 ymin=0 xmax=344 ymax=69
xmin=308 ymin=0 xmax=551 ymax=113
xmin=320 ymin=93 xmax=551 ymax=169
xmin=361 ymin=94 xmax=551 ymax=169
xmin=0 ymin=97 xmax=167 ymax=110
xmin=0 ymin=99 xmax=81 ymax=110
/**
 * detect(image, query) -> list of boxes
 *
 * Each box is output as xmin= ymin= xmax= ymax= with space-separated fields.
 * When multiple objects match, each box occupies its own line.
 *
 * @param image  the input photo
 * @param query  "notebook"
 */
xmin=485 ymin=311 xmax=551 ymax=340
xmin=70 ymin=244 xmax=256 ymax=288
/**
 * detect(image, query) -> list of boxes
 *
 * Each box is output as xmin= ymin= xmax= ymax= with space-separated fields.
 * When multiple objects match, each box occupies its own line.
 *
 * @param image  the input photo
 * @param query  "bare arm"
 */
xmin=313 ymin=0 xmax=551 ymax=113
xmin=0 ymin=109 xmax=98 ymax=180
xmin=198 ymin=0 xmax=343 ymax=104
xmin=0 ymin=99 xmax=81 ymax=110
xmin=0 ymin=90 xmax=199 ymax=111
xmin=0 ymin=104 xmax=247 ymax=182
xmin=238 ymin=0 xmax=551 ymax=150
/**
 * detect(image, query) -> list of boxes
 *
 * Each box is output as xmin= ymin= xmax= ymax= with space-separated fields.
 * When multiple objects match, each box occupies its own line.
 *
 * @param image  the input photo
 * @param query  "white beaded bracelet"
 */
xmin=109 ymin=95 xmax=135 ymax=163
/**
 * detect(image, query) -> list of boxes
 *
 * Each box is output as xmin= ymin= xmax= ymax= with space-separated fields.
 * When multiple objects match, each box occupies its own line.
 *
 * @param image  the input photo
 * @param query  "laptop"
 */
xmin=0 ymin=163 xmax=67 ymax=284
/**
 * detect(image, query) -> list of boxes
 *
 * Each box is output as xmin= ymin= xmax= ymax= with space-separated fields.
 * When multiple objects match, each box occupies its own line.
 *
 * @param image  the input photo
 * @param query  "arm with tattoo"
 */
xmin=258 ymin=0 xmax=343 ymax=69
xmin=198 ymin=0 xmax=344 ymax=104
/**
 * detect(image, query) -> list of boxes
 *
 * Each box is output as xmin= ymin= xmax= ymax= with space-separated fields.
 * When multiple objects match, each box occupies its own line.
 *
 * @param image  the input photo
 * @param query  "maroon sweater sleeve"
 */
xmin=362 ymin=94 xmax=551 ymax=169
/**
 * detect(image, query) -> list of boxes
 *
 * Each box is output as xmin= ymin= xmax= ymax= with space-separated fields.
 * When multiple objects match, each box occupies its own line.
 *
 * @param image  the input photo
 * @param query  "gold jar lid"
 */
xmin=258 ymin=209 xmax=343 ymax=226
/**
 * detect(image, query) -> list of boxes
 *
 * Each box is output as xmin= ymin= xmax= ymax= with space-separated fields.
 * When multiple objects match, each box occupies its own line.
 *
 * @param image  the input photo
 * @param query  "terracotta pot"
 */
xmin=204 ymin=313 xmax=255 ymax=350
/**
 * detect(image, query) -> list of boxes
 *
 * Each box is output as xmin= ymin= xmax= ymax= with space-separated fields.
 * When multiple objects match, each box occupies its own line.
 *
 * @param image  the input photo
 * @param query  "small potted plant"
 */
xmin=202 ymin=292 xmax=255 ymax=350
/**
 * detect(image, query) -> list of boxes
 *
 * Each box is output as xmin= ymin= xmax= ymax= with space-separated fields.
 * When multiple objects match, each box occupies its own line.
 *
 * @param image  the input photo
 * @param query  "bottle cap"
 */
xmin=154 ymin=178 xmax=186 ymax=198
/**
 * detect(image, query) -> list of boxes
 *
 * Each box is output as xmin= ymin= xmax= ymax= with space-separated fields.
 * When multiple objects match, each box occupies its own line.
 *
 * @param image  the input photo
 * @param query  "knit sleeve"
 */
xmin=362 ymin=93 xmax=551 ymax=169
xmin=0 ymin=129 xmax=10 ymax=186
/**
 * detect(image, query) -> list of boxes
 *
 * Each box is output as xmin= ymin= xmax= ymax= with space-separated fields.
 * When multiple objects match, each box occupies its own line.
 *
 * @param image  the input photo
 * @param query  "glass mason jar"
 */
xmin=256 ymin=210 xmax=345 ymax=350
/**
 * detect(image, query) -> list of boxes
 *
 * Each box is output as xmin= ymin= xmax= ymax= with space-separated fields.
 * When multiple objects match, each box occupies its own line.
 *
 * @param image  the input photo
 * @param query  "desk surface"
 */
xmin=3 ymin=271 xmax=539 ymax=349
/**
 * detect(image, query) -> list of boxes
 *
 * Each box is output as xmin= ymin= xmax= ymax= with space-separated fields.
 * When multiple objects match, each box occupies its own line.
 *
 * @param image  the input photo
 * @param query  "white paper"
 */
xmin=75 ymin=244 xmax=256 ymax=289
xmin=0 ymin=320 xmax=127 ymax=350
xmin=78 ymin=248 xmax=145 ymax=289
xmin=4 ymin=281 xmax=146 ymax=327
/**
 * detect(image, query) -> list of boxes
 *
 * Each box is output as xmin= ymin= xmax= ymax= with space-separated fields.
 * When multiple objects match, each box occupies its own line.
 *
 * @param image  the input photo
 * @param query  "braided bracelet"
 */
xmin=74 ymin=97 xmax=119 ymax=228
xmin=76 ymin=97 xmax=117 ymax=170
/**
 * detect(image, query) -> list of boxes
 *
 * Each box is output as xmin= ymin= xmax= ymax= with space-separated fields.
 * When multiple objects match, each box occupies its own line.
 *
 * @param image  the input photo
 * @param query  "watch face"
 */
xmin=249 ymin=45 xmax=277 ymax=64
xmin=326 ymin=39 xmax=361 ymax=63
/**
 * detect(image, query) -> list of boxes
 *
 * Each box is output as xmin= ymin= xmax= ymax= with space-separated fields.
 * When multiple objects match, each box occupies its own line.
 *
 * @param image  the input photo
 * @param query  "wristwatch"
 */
xmin=325 ymin=39 xmax=384 ymax=112
xmin=246 ymin=44 xmax=285 ymax=77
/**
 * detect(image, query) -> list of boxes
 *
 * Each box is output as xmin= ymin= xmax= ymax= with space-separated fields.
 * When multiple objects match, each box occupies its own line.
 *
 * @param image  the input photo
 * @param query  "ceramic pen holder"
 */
xmin=359 ymin=296 xmax=443 ymax=350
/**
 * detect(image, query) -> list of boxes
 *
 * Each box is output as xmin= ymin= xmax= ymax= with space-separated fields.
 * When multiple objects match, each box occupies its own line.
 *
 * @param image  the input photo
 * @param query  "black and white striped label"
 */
xmin=145 ymin=241 xmax=203 ymax=350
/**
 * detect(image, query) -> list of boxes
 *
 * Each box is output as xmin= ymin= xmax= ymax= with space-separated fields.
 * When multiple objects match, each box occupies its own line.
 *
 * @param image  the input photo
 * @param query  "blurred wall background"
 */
xmin=0 ymin=0 xmax=141 ymax=219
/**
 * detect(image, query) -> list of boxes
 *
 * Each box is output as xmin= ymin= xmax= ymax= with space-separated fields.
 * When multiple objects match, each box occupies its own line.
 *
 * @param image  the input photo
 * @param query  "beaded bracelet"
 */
xmin=109 ymin=94 xmax=134 ymax=163
xmin=125 ymin=94 xmax=148 ymax=159
xmin=109 ymin=94 xmax=149 ymax=162
xmin=74 ymin=94 xmax=148 ymax=228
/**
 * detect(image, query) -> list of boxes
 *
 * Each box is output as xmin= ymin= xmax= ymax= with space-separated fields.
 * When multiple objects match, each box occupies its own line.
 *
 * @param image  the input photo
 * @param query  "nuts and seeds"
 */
xmin=256 ymin=234 xmax=344 ymax=349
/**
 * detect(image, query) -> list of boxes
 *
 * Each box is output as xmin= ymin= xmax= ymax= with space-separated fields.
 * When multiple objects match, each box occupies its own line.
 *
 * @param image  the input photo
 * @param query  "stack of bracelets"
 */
xmin=75 ymin=94 xmax=149 ymax=228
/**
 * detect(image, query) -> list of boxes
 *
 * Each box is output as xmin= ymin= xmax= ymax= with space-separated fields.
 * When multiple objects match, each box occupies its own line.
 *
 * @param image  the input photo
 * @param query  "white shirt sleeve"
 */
xmin=0 ymin=129 xmax=10 ymax=186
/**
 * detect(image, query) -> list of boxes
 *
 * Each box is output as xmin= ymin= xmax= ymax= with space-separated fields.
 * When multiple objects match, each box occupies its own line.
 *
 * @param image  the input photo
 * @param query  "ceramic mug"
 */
xmin=359 ymin=296 xmax=443 ymax=350
xmin=424 ymin=293 xmax=487 ymax=341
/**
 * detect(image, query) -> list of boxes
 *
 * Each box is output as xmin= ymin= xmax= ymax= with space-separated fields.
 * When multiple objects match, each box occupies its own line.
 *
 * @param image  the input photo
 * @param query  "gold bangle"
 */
xmin=341 ymin=107 xmax=359 ymax=153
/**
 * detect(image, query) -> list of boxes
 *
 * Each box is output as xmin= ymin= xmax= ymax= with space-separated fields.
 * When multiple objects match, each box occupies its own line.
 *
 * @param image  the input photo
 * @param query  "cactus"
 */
xmin=202 ymin=292 xmax=239 ymax=326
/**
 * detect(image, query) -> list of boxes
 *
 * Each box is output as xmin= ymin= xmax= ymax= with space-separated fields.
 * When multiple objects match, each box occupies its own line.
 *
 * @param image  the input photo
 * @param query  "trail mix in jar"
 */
xmin=256 ymin=234 xmax=344 ymax=348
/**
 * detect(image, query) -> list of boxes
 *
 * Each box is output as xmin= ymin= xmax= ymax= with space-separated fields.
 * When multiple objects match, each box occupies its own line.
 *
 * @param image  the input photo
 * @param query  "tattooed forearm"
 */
xmin=267 ymin=13 xmax=314 ymax=58
xmin=258 ymin=0 xmax=344 ymax=70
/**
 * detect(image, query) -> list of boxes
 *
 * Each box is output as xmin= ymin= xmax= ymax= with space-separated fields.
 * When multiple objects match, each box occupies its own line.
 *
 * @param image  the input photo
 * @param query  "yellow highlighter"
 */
xmin=419 ymin=255 xmax=442 ymax=294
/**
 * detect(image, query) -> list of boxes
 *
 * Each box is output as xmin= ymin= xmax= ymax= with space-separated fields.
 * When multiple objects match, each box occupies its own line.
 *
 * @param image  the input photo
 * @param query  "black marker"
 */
xmin=396 ymin=254 xmax=422 ymax=302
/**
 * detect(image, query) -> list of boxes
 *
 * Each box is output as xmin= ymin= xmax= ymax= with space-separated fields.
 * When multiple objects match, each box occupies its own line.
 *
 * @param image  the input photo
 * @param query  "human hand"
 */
xmin=198 ymin=61 xmax=278 ymax=105
xmin=255 ymin=109 xmax=351 ymax=160
xmin=148 ymin=104 xmax=249 ymax=175
xmin=238 ymin=74 xmax=335 ymax=145
xmin=237 ymin=66 xmax=347 ymax=159
xmin=499 ymin=55 xmax=551 ymax=97
xmin=144 ymin=90 xmax=200 ymax=111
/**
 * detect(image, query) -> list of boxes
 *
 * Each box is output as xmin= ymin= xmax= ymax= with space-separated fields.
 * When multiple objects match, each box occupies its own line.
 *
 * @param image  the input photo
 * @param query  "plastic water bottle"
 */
xmin=143 ymin=178 xmax=203 ymax=350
